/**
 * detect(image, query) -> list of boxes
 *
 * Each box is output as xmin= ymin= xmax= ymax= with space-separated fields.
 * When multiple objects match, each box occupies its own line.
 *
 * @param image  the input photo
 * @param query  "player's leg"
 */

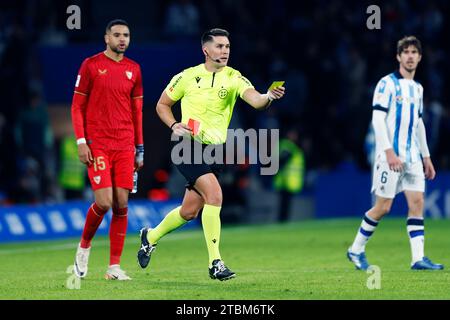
xmin=193 ymin=173 xmax=235 ymax=281
xmin=105 ymin=151 xmax=134 ymax=279
xmin=137 ymin=188 xmax=204 ymax=268
xmin=194 ymin=173 xmax=222 ymax=261
xmin=348 ymin=158 xmax=397 ymax=270
xmin=404 ymin=190 xmax=427 ymax=267
xmin=349 ymin=195 xmax=393 ymax=254
xmin=149 ymin=188 xmax=204 ymax=244
xmin=103 ymin=187 xmax=131 ymax=280
xmin=80 ymin=188 xmax=113 ymax=247
xmin=74 ymin=150 xmax=113 ymax=278
xmin=403 ymin=163 xmax=443 ymax=270
xmin=74 ymin=187 xmax=112 ymax=278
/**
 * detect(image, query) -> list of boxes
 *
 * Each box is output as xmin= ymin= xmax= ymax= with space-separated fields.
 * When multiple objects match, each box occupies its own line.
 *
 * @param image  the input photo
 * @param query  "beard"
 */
xmin=404 ymin=61 xmax=417 ymax=73
xmin=110 ymin=44 xmax=127 ymax=54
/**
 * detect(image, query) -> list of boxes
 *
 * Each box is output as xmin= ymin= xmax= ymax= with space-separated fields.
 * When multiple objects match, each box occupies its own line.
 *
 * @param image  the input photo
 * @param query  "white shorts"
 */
xmin=371 ymin=158 xmax=425 ymax=199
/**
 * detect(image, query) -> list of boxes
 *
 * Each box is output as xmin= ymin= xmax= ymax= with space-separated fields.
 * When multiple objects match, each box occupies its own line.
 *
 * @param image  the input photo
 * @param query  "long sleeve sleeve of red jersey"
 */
xmin=131 ymin=66 xmax=144 ymax=145
xmin=71 ymin=93 xmax=88 ymax=139
xmin=132 ymin=98 xmax=144 ymax=145
xmin=71 ymin=59 xmax=92 ymax=140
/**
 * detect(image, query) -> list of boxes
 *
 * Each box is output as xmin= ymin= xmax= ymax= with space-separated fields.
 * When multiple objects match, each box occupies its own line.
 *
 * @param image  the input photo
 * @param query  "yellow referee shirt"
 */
xmin=165 ymin=64 xmax=254 ymax=144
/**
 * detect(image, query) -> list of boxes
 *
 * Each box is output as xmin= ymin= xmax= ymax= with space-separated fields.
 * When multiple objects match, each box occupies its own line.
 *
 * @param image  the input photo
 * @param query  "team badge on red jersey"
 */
xmin=93 ymin=176 xmax=101 ymax=184
xmin=126 ymin=71 xmax=133 ymax=80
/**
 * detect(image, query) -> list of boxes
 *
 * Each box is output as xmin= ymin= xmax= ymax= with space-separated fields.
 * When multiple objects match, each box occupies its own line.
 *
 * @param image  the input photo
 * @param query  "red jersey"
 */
xmin=72 ymin=52 xmax=143 ymax=151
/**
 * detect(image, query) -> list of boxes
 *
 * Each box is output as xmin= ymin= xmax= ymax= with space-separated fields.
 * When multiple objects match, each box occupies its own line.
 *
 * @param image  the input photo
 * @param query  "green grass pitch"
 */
xmin=1 ymin=218 xmax=450 ymax=300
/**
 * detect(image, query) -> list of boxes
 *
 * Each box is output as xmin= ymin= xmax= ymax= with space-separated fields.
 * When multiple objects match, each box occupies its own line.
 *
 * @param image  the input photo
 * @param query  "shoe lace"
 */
xmin=422 ymin=257 xmax=437 ymax=265
xmin=116 ymin=268 xmax=127 ymax=277
xmin=215 ymin=260 xmax=226 ymax=272
xmin=141 ymin=243 xmax=155 ymax=256
xmin=77 ymin=251 xmax=88 ymax=266
xmin=110 ymin=266 xmax=128 ymax=277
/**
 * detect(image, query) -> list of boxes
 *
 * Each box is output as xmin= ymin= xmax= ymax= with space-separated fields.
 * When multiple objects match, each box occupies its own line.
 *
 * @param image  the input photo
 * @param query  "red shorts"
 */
xmin=87 ymin=149 xmax=135 ymax=191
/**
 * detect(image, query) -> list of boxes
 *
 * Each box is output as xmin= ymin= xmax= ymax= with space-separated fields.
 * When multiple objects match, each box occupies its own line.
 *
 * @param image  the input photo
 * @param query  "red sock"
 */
xmin=80 ymin=203 xmax=108 ymax=249
xmin=109 ymin=207 xmax=128 ymax=266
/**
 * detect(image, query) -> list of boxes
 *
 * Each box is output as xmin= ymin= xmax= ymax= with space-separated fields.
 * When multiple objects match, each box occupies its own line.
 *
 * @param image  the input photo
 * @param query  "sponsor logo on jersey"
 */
xmin=195 ymin=76 xmax=201 ymax=83
xmin=238 ymin=75 xmax=252 ymax=86
xmin=93 ymin=176 xmax=101 ymax=184
xmin=169 ymin=75 xmax=183 ymax=91
xmin=98 ymin=69 xmax=108 ymax=75
xmin=126 ymin=71 xmax=133 ymax=80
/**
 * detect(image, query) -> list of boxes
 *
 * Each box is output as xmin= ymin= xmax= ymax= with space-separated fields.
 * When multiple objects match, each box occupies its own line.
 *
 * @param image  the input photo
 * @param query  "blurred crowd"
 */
xmin=0 ymin=0 xmax=449 ymax=206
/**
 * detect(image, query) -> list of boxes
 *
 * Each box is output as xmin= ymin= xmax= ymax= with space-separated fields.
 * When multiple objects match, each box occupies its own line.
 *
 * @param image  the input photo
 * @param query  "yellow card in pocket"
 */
xmin=268 ymin=81 xmax=285 ymax=90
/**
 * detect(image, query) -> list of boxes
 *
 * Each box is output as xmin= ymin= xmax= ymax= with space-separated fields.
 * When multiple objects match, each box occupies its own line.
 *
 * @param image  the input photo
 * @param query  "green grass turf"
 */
xmin=1 ymin=218 xmax=450 ymax=300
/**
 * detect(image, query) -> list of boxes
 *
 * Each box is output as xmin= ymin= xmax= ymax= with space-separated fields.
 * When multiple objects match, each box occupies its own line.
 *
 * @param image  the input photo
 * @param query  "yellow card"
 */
xmin=268 ymin=81 xmax=285 ymax=90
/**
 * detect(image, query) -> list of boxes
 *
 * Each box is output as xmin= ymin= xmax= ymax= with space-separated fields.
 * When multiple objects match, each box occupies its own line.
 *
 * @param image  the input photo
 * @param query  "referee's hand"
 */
xmin=172 ymin=122 xmax=192 ymax=137
xmin=268 ymin=86 xmax=285 ymax=100
xmin=77 ymin=143 xmax=93 ymax=165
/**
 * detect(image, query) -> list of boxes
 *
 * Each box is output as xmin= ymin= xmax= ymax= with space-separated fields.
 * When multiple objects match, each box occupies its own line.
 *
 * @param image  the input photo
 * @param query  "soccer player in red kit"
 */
xmin=71 ymin=19 xmax=144 ymax=280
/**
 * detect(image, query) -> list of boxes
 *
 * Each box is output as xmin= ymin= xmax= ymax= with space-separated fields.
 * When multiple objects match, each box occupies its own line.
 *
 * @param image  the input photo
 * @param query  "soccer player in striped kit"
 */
xmin=71 ymin=20 xmax=144 ymax=280
xmin=347 ymin=36 xmax=443 ymax=271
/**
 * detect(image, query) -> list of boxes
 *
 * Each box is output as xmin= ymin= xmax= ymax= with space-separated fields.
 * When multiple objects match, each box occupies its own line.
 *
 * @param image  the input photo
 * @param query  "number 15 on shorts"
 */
xmin=93 ymin=156 xmax=106 ymax=172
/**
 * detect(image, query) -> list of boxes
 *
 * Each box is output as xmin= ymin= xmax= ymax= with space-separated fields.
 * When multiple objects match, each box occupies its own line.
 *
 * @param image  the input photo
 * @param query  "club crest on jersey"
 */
xmin=93 ymin=176 xmax=101 ymax=184
xmin=98 ymin=69 xmax=107 ymax=75
xmin=126 ymin=71 xmax=133 ymax=80
xmin=218 ymin=88 xmax=228 ymax=99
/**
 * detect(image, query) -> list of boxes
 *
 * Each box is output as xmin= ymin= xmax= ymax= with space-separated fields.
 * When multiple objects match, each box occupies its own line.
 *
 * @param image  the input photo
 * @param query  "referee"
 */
xmin=138 ymin=28 xmax=285 ymax=280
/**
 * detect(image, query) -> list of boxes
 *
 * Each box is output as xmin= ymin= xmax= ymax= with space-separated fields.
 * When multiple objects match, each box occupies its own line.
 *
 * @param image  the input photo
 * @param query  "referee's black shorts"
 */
xmin=171 ymin=138 xmax=225 ymax=192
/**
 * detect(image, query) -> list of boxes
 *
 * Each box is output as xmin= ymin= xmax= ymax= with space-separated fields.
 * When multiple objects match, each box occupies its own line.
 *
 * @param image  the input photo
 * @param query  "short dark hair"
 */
xmin=201 ymin=28 xmax=229 ymax=45
xmin=397 ymin=36 xmax=422 ymax=55
xmin=106 ymin=19 xmax=129 ymax=33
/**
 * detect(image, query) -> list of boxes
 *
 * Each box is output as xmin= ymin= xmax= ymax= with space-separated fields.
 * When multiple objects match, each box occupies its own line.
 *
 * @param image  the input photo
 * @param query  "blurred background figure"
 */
xmin=164 ymin=0 xmax=200 ymax=39
xmin=13 ymin=91 xmax=57 ymax=203
xmin=58 ymin=134 xmax=87 ymax=200
xmin=274 ymin=128 xmax=305 ymax=222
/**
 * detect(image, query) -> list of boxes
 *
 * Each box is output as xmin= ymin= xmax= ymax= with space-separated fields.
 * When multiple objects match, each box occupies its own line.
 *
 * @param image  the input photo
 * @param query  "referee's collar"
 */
xmin=393 ymin=70 xmax=403 ymax=79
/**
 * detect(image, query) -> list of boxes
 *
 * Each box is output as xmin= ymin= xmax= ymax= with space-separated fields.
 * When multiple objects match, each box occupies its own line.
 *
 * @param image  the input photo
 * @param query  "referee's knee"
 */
xmin=180 ymin=208 xmax=199 ymax=221
xmin=203 ymin=193 xmax=222 ymax=206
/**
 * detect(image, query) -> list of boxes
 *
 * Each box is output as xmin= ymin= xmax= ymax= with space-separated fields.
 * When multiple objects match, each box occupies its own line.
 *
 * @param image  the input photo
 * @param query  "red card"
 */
xmin=187 ymin=118 xmax=200 ymax=135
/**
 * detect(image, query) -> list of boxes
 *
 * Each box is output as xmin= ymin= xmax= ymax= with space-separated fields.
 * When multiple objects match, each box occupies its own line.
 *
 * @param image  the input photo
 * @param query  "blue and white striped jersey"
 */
xmin=372 ymin=71 xmax=424 ymax=163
